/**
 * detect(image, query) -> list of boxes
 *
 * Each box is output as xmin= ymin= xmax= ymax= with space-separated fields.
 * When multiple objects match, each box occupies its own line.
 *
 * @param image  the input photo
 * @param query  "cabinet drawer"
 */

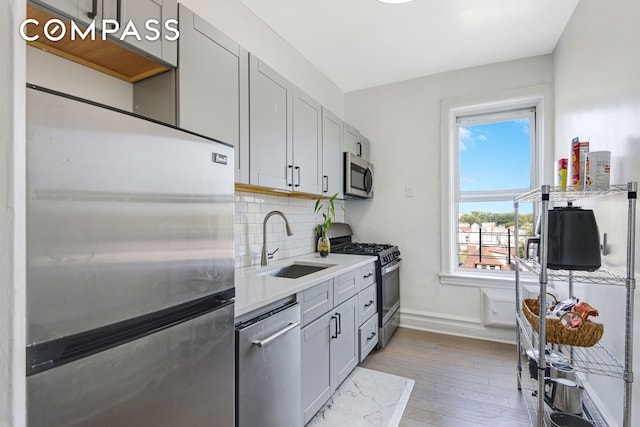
xmin=300 ymin=279 xmax=333 ymax=326
xmin=357 ymin=284 xmax=377 ymax=327
xmin=360 ymin=262 xmax=376 ymax=289
xmin=359 ymin=314 xmax=378 ymax=362
xmin=333 ymin=270 xmax=356 ymax=306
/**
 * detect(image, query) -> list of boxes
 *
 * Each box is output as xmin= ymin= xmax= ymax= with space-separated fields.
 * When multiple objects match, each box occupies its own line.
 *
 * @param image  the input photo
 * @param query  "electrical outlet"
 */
xmin=405 ymin=185 xmax=415 ymax=198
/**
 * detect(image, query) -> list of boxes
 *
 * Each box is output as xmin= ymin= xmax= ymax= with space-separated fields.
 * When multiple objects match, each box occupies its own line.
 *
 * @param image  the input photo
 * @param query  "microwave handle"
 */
xmin=364 ymin=167 xmax=373 ymax=194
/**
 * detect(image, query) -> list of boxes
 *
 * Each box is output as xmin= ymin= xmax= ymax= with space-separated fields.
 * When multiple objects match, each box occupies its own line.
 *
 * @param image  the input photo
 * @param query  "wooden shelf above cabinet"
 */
xmin=235 ymin=184 xmax=331 ymax=200
xmin=26 ymin=5 xmax=170 ymax=83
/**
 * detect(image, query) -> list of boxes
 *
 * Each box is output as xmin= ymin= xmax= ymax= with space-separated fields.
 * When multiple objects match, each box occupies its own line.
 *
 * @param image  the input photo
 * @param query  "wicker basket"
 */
xmin=522 ymin=298 xmax=604 ymax=347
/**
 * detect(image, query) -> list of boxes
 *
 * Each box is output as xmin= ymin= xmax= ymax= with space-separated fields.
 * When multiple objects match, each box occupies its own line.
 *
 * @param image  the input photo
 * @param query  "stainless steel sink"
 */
xmin=266 ymin=263 xmax=333 ymax=279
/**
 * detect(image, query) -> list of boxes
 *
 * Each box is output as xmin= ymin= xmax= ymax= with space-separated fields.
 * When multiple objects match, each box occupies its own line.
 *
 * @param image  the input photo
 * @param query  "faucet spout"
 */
xmin=261 ymin=211 xmax=294 ymax=266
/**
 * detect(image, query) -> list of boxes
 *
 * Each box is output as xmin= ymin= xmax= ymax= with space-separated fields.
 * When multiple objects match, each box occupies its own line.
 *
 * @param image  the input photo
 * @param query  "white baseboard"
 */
xmin=399 ymin=308 xmax=517 ymax=344
xmin=577 ymin=372 xmax=619 ymax=427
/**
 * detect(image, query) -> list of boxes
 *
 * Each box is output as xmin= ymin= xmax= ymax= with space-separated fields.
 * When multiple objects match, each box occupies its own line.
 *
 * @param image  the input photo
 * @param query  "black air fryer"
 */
xmin=547 ymin=207 xmax=601 ymax=271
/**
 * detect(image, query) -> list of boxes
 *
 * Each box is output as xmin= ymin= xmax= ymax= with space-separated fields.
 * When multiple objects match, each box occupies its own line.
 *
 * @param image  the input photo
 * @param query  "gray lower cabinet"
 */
xmin=301 ymin=310 xmax=332 ymax=424
xmin=330 ymin=296 xmax=358 ymax=388
xmin=334 ymin=269 xmax=357 ymax=306
xmin=301 ymin=296 xmax=358 ymax=425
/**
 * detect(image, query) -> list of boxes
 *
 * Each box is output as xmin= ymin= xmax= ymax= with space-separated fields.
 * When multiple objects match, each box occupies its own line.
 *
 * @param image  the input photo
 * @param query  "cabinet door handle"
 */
xmin=294 ymin=166 xmax=301 ymax=188
xmin=357 ymin=142 xmax=362 ymax=157
xmin=366 ymin=331 xmax=376 ymax=341
xmin=87 ymin=0 xmax=98 ymax=19
xmin=336 ymin=312 xmax=341 ymax=335
xmin=323 ymin=175 xmax=328 ymax=193
xmin=364 ymin=300 xmax=374 ymax=308
xmin=105 ymin=0 xmax=122 ymax=30
xmin=288 ymin=165 xmax=293 ymax=187
xmin=252 ymin=322 xmax=300 ymax=348
xmin=330 ymin=315 xmax=338 ymax=339
xmin=116 ymin=0 xmax=122 ymax=26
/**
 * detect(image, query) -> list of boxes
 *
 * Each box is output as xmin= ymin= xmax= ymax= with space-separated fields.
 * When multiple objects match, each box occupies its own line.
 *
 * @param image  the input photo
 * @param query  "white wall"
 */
xmin=553 ymin=1 xmax=640 ymax=425
xmin=2 ymin=1 xmax=26 ymax=426
xmin=344 ymin=55 xmax=554 ymax=342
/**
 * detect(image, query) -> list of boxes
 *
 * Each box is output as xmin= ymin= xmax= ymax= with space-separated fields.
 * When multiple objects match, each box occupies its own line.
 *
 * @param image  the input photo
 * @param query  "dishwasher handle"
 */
xmin=252 ymin=322 xmax=301 ymax=348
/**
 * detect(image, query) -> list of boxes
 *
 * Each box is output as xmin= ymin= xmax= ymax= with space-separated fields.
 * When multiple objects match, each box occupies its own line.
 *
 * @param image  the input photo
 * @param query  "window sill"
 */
xmin=439 ymin=270 xmax=539 ymax=289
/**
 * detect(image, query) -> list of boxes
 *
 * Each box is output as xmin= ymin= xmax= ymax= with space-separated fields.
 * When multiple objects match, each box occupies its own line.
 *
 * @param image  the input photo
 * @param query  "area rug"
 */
xmin=307 ymin=367 xmax=415 ymax=427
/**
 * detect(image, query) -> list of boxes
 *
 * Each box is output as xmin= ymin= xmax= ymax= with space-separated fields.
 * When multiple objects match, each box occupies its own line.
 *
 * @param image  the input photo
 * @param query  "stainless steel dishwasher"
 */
xmin=235 ymin=301 xmax=301 ymax=427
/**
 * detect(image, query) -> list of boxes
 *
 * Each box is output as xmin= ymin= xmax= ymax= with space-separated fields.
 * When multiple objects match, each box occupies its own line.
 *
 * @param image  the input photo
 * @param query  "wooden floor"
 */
xmin=360 ymin=327 xmax=535 ymax=427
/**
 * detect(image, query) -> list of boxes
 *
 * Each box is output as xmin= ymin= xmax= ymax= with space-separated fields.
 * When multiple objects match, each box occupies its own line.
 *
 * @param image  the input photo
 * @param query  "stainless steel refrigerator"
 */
xmin=25 ymin=85 xmax=235 ymax=427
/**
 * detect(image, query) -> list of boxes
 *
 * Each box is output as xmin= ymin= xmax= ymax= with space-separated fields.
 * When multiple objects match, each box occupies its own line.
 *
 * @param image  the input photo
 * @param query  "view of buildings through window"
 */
xmin=457 ymin=111 xmax=536 ymax=271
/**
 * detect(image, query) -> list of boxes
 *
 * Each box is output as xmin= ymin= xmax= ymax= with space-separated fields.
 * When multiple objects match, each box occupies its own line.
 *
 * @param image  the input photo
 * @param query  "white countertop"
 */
xmin=235 ymin=253 xmax=377 ymax=317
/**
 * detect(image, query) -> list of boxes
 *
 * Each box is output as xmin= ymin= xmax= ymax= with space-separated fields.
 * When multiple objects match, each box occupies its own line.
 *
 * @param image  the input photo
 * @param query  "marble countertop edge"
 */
xmin=234 ymin=253 xmax=377 ymax=318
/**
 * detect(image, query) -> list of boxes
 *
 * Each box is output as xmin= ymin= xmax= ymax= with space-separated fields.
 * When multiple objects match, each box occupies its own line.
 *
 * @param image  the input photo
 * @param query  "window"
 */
xmin=457 ymin=109 xmax=534 ymax=271
xmin=440 ymin=90 xmax=548 ymax=286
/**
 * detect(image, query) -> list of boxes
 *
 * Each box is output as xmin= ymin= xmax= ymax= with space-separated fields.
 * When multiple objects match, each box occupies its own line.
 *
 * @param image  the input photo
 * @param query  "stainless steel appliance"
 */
xmin=344 ymin=152 xmax=374 ymax=198
xmin=329 ymin=223 xmax=401 ymax=347
xmin=25 ymin=85 xmax=235 ymax=427
xmin=235 ymin=301 xmax=301 ymax=427
xmin=545 ymin=377 xmax=585 ymax=415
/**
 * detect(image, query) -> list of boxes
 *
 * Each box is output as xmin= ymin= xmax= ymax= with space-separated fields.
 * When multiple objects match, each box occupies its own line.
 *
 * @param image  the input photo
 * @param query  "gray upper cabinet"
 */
xmin=357 ymin=134 xmax=370 ymax=160
xmin=32 ymin=0 xmax=177 ymax=66
xmin=104 ymin=0 xmax=177 ymax=67
xmin=291 ymin=88 xmax=322 ymax=194
xmin=177 ymin=4 xmax=248 ymax=183
xmin=321 ymin=108 xmax=343 ymax=197
xmin=343 ymin=122 xmax=370 ymax=160
xmin=249 ymin=54 xmax=290 ymax=190
xmin=343 ymin=122 xmax=360 ymax=158
xmin=249 ymin=54 xmax=322 ymax=195
xmin=32 ymin=0 xmax=97 ymax=26
xmin=301 ymin=311 xmax=332 ymax=425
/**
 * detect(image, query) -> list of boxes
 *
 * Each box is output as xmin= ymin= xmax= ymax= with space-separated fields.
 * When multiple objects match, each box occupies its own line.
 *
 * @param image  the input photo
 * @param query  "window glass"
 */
xmin=455 ymin=108 xmax=536 ymax=272
xmin=457 ymin=201 xmax=534 ymax=271
xmin=459 ymin=119 xmax=531 ymax=192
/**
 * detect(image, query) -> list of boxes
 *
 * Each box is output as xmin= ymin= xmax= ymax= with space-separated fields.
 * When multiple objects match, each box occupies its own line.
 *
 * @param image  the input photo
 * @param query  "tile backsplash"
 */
xmin=234 ymin=191 xmax=345 ymax=268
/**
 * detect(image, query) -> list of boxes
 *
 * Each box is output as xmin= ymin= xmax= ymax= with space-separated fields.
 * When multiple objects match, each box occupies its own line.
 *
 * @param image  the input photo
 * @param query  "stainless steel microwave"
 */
xmin=344 ymin=152 xmax=374 ymax=198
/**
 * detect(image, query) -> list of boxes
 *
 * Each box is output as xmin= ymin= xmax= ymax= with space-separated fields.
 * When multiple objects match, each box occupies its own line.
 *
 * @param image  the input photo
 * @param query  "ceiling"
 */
xmin=239 ymin=0 xmax=579 ymax=93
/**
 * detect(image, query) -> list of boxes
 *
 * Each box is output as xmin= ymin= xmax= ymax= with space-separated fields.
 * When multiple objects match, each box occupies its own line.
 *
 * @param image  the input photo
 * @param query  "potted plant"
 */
xmin=314 ymin=192 xmax=339 ymax=257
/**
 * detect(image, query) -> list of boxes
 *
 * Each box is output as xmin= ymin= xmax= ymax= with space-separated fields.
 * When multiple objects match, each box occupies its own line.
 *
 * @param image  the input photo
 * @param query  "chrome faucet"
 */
xmin=261 ymin=211 xmax=294 ymax=266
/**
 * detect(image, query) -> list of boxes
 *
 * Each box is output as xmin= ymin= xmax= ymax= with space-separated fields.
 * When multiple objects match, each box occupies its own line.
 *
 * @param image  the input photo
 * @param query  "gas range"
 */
xmin=331 ymin=242 xmax=400 ymax=266
xmin=327 ymin=223 xmax=401 ymax=348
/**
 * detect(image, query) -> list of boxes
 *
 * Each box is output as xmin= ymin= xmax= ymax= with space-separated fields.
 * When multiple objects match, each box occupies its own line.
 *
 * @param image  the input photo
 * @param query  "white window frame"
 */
xmin=440 ymin=86 xmax=552 ymax=288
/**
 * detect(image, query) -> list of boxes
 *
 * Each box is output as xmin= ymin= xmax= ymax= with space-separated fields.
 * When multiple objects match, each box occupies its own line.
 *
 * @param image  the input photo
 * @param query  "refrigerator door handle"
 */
xmin=251 ymin=322 xmax=300 ymax=348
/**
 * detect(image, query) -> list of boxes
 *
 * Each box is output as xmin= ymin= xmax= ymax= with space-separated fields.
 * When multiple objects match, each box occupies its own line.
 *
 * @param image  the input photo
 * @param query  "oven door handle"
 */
xmin=383 ymin=260 xmax=401 ymax=274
